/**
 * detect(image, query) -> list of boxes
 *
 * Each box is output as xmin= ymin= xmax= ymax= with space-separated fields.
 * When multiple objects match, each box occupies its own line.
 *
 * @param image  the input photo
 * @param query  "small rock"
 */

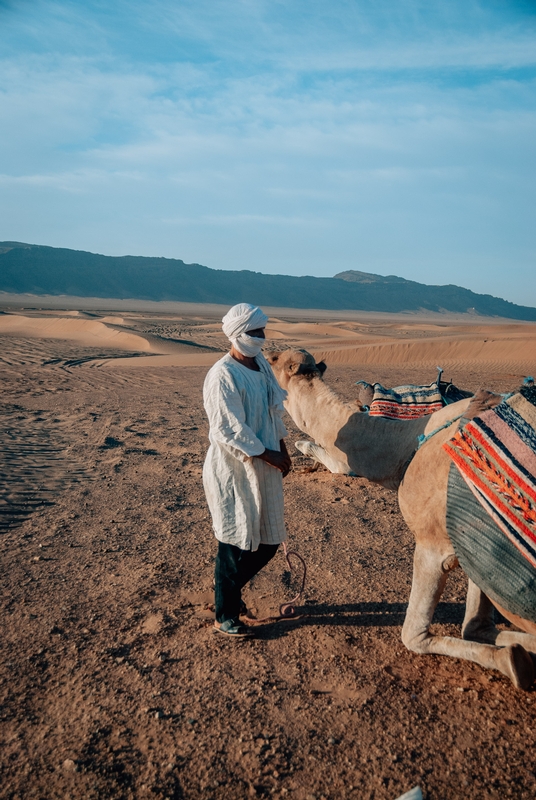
xmin=63 ymin=758 xmax=77 ymax=772
xmin=327 ymin=736 xmax=337 ymax=745
xmin=141 ymin=613 xmax=163 ymax=634
xmin=154 ymin=711 xmax=162 ymax=720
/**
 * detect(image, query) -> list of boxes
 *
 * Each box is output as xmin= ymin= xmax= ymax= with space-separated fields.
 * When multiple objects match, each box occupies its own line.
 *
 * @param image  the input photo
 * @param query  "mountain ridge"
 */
xmin=1 ymin=242 xmax=535 ymax=321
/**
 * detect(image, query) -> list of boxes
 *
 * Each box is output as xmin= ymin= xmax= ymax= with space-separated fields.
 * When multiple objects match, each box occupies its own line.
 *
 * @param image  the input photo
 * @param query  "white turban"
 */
xmin=221 ymin=302 xmax=286 ymax=409
xmin=222 ymin=303 xmax=268 ymax=341
xmin=222 ymin=303 xmax=268 ymax=358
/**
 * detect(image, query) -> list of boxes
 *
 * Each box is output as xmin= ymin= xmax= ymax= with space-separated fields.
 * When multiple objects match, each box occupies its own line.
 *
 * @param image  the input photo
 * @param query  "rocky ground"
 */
xmin=1 ymin=330 xmax=536 ymax=800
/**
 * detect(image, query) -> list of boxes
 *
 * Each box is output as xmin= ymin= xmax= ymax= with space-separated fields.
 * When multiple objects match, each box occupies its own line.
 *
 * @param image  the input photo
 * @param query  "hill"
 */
xmin=1 ymin=242 xmax=535 ymax=320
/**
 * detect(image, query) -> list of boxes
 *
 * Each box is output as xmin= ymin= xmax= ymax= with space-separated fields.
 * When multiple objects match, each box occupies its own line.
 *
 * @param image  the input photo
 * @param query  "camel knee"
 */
xmin=401 ymin=620 xmax=431 ymax=654
xmin=402 ymin=544 xmax=449 ymax=654
xmin=402 ymin=631 xmax=425 ymax=654
xmin=295 ymin=440 xmax=352 ymax=475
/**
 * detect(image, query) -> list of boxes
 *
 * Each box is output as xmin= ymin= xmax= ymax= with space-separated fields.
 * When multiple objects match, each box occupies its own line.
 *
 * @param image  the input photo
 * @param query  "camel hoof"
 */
xmin=497 ymin=644 xmax=535 ymax=690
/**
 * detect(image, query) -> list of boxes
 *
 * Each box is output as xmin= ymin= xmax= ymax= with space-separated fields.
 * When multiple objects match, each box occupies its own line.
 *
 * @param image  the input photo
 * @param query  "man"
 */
xmin=203 ymin=303 xmax=292 ymax=637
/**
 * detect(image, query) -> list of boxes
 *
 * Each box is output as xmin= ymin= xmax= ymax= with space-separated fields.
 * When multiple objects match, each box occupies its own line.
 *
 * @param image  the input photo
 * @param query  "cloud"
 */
xmin=0 ymin=0 xmax=535 ymax=305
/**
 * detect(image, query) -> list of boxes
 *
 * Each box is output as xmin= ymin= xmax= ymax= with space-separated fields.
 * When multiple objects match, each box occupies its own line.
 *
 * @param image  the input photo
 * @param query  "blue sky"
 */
xmin=1 ymin=0 xmax=535 ymax=305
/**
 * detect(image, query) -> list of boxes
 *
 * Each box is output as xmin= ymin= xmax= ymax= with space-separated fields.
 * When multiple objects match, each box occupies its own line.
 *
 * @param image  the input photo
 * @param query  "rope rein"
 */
xmin=415 ymin=389 xmax=519 ymax=451
xmin=279 ymin=541 xmax=307 ymax=617
xmin=416 ymin=413 xmax=465 ymax=449
xmin=245 ymin=541 xmax=307 ymax=625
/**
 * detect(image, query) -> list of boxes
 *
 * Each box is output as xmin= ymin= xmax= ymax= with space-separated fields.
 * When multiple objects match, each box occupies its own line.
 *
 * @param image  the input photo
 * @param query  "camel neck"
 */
xmin=286 ymin=376 xmax=428 ymax=488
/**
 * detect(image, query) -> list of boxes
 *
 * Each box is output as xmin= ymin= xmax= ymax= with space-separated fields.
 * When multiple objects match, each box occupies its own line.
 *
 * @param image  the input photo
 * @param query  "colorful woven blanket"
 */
xmin=358 ymin=379 xmax=444 ymax=420
xmin=444 ymin=392 xmax=536 ymax=575
xmin=355 ymin=369 xmax=473 ymax=420
xmin=446 ymin=464 xmax=536 ymax=622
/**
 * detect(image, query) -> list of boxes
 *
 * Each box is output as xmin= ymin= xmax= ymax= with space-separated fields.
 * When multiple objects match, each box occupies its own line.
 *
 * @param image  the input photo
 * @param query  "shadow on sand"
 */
xmin=252 ymin=600 xmax=465 ymax=639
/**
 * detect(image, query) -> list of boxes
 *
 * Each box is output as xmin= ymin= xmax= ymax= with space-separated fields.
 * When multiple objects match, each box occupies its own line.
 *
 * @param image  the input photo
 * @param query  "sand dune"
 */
xmin=310 ymin=330 xmax=536 ymax=372
xmin=266 ymin=321 xmax=366 ymax=340
xmin=0 ymin=314 xmax=152 ymax=351
xmin=88 ymin=318 xmax=536 ymax=376
xmin=1 ymin=307 xmax=535 ymax=376
xmin=8 ymin=309 xmax=243 ymax=369
xmin=99 ymin=316 xmax=127 ymax=325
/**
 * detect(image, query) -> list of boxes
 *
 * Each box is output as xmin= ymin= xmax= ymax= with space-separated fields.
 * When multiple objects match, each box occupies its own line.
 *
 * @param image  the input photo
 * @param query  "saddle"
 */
xmin=443 ymin=378 xmax=536 ymax=621
xmin=355 ymin=368 xmax=472 ymax=420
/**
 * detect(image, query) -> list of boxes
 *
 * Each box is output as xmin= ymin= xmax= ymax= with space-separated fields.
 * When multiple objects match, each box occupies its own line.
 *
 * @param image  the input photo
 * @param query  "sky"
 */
xmin=1 ymin=0 xmax=536 ymax=306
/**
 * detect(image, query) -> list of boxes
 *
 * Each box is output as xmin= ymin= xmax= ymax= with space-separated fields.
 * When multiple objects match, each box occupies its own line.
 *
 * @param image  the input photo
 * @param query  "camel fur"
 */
xmin=267 ymin=348 xmax=536 ymax=689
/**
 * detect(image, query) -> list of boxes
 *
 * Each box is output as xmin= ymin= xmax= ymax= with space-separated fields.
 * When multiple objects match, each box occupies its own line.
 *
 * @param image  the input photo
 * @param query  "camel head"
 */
xmin=266 ymin=349 xmax=327 ymax=391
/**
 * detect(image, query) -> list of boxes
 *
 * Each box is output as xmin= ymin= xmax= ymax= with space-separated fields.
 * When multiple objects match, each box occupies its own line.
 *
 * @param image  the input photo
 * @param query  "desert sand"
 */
xmin=1 ymin=302 xmax=536 ymax=800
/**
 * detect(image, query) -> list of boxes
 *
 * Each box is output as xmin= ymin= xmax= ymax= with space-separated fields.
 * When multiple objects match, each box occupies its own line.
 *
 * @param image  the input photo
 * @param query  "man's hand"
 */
xmin=256 ymin=440 xmax=292 ymax=477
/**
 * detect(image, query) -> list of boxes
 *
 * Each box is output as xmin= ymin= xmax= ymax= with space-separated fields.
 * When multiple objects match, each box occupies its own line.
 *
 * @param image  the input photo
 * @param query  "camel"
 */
xmin=267 ymin=348 xmax=536 ymax=689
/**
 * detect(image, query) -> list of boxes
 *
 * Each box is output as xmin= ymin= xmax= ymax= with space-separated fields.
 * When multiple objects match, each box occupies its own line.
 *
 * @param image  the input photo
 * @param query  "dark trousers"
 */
xmin=214 ymin=541 xmax=279 ymax=623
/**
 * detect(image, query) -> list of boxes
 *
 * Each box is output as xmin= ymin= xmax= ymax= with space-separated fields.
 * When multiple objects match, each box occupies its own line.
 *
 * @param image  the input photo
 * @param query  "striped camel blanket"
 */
xmin=443 ymin=386 xmax=536 ymax=620
xmin=356 ymin=369 xmax=444 ymax=420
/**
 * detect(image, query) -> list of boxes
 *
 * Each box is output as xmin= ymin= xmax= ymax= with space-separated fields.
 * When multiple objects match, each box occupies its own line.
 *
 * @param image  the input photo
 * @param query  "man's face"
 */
xmin=246 ymin=327 xmax=266 ymax=339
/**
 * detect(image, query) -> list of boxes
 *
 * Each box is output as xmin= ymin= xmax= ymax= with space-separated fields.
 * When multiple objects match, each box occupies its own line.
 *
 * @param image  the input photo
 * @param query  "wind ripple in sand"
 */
xmin=0 ymin=405 xmax=88 ymax=532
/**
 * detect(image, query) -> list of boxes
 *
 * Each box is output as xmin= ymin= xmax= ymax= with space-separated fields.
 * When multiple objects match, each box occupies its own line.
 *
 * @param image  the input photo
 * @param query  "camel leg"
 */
xmin=462 ymin=580 xmax=536 ymax=654
xmin=402 ymin=545 xmax=535 ymax=690
xmin=295 ymin=440 xmax=355 ymax=475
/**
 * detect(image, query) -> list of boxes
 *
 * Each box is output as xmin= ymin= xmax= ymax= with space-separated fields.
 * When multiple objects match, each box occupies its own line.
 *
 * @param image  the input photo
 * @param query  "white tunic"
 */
xmin=202 ymin=354 xmax=288 ymax=551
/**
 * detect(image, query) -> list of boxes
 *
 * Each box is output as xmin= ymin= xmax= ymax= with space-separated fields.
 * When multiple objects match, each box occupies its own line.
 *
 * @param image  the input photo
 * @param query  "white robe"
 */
xmin=202 ymin=354 xmax=288 ymax=551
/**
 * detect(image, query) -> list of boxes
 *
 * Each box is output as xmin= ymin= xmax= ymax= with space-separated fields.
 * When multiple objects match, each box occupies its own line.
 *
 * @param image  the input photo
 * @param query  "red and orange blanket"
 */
xmin=444 ymin=390 xmax=536 ymax=569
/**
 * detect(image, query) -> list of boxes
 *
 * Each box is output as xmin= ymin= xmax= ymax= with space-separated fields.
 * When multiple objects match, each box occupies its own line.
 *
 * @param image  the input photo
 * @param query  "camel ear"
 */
xmin=266 ymin=353 xmax=279 ymax=365
xmin=288 ymin=361 xmax=301 ymax=374
xmin=316 ymin=361 xmax=327 ymax=375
